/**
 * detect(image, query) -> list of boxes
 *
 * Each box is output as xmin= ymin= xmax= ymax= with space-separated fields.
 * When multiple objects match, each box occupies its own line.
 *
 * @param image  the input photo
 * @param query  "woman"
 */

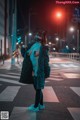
xmin=27 ymin=31 xmax=50 ymax=112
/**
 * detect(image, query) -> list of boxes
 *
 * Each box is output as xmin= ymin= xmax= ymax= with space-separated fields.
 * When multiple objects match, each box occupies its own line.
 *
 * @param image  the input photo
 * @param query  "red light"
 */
xmin=56 ymin=12 xmax=62 ymax=18
xmin=51 ymin=8 xmax=65 ymax=23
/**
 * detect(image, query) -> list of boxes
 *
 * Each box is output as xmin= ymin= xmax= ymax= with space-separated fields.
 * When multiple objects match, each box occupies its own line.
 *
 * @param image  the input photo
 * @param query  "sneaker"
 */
xmin=27 ymin=104 xmax=39 ymax=112
xmin=39 ymin=104 xmax=45 ymax=110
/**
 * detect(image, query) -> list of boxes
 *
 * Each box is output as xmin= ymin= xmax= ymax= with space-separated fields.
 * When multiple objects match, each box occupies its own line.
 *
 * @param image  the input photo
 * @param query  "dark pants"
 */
xmin=33 ymin=76 xmax=43 ymax=108
xmin=34 ymin=88 xmax=43 ymax=108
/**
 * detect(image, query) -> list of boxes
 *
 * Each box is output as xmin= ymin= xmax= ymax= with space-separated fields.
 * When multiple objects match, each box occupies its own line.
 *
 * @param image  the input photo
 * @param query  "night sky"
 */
xmin=17 ymin=0 xmax=79 ymax=39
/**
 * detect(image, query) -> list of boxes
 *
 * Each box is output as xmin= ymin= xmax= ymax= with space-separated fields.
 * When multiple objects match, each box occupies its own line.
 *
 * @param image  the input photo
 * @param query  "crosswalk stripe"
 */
xmin=10 ymin=107 xmax=36 ymax=120
xmin=50 ymin=75 xmax=61 ymax=78
xmin=0 ymin=86 xmax=21 ymax=101
xmin=0 ymin=74 xmax=20 ymax=79
xmin=60 ymin=64 xmax=69 ymax=67
xmin=7 ymin=72 xmax=20 ymax=76
xmin=70 ymin=87 xmax=80 ymax=97
xmin=67 ymin=108 xmax=80 ymax=120
xmin=0 ymin=78 xmax=25 ymax=85
xmin=68 ymin=64 xmax=78 ymax=67
xmin=43 ymin=86 xmax=59 ymax=102
xmin=62 ymin=73 xmax=80 ymax=78
xmin=47 ymin=77 xmax=63 ymax=81
xmin=53 ymin=64 xmax=59 ymax=67
xmin=51 ymin=63 xmax=79 ymax=68
xmin=45 ymin=80 xmax=49 ymax=83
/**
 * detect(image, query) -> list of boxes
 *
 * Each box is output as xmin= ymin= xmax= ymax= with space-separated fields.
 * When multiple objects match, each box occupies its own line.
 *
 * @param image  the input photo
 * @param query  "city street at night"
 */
xmin=0 ymin=56 xmax=80 ymax=120
xmin=0 ymin=0 xmax=80 ymax=120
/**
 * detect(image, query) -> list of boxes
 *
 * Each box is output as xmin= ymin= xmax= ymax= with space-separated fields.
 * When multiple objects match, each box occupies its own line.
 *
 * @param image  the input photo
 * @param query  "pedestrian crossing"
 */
xmin=0 ymin=70 xmax=80 ymax=120
xmin=50 ymin=63 xmax=80 ymax=69
xmin=0 ymin=71 xmax=25 ymax=85
xmin=0 ymin=86 xmax=21 ymax=101
xmin=47 ymin=69 xmax=64 ymax=81
xmin=67 ymin=108 xmax=80 ymax=120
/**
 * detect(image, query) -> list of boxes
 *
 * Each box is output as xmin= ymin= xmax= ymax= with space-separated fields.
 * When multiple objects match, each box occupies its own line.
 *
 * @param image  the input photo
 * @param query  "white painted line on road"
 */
xmin=43 ymin=86 xmax=59 ymax=102
xmin=47 ymin=77 xmax=63 ymax=81
xmin=0 ymin=74 xmax=20 ymax=79
xmin=52 ymin=64 xmax=59 ymax=67
xmin=70 ymin=87 xmax=80 ymax=97
xmin=50 ymin=75 xmax=61 ymax=78
xmin=0 ymin=65 xmax=11 ymax=70
xmin=10 ymin=107 xmax=36 ymax=120
xmin=68 ymin=64 xmax=78 ymax=67
xmin=45 ymin=80 xmax=49 ymax=83
xmin=0 ymin=86 xmax=21 ymax=101
xmin=0 ymin=78 xmax=26 ymax=85
xmin=62 ymin=73 xmax=80 ymax=78
xmin=7 ymin=72 xmax=20 ymax=76
xmin=60 ymin=64 xmax=69 ymax=67
xmin=68 ymin=108 xmax=80 ymax=120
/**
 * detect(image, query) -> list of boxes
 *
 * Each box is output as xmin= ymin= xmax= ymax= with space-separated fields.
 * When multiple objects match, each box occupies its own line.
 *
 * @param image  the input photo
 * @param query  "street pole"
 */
xmin=29 ymin=11 xmax=30 ymax=34
xmin=11 ymin=0 xmax=17 ymax=65
xmin=25 ymin=35 xmax=27 ymax=46
xmin=77 ymin=29 xmax=79 ymax=53
xmin=28 ymin=10 xmax=31 ymax=43
xmin=4 ymin=0 xmax=7 ymax=56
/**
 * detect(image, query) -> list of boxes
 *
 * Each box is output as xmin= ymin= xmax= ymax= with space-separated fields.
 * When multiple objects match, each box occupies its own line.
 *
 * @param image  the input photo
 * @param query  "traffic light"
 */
xmin=56 ymin=12 xmax=62 ymax=18
xmin=17 ymin=36 xmax=21 ymax=43
xmin=51 ymin=8 xmax=65 ymax=23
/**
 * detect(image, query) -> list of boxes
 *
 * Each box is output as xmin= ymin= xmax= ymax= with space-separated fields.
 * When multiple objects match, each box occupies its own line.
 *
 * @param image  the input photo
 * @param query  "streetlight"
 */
xmin=49 ymin=42 xmax=52 ymax=45
xmin=16 ymin=42 xmax=18 ymax=45
xmin=28 ymin=9 xmax=37 ymax=35
xmin=66 ymin=45 xmax=69 ymax=49
xmin=69 ymin=27 xmax=75 ymax=32
xmin=53 ymin=47 xmax=56 ymax=51
xmin=69 ymin=26 xmax=79 ymax=52
xmin=73 ymin=47 xmax=76 ymax=51
xmin=56 ymin=37 xmax=59 ymax=41
xmin=28 ymin=32 xmax=32 ymax=36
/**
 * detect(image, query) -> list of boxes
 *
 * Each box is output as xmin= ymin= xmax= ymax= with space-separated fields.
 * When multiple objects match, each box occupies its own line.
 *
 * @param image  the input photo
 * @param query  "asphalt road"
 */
xmin=0 ymin=57 xmax=80 ymax=120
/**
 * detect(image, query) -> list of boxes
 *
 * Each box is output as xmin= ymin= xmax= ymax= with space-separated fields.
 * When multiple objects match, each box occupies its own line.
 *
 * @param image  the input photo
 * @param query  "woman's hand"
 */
xmin=34 ymin=51 xmax=39 ymax=56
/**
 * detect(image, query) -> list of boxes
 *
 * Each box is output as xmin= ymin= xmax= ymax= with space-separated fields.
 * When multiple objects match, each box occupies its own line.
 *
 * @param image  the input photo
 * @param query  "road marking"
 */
xmin=62 ymin=73 xmax=80 ymax=78
xmin=0 ymin=78 xmax=26 ymax=85
xmin=47 ymin=77 xmax=63 ymax=81
xmin=0 ymin=86 xmax=21 ymax=101
xmin=50 ymin=73 xmax=59 ymax=75
xmin=50 ymin=75 xmax=61 ymax=78
xmin=0 ymin=74 xmax=20 ymax=79
xmin=7 ymin=72 xmax=20 ymax=76
xmin=45 ymin=80 xmax=49 ymax=83
xmin=43 ymin=86 xmax=59 ymax=102
xmin=68 ymin=108 xmax=80 ymax=120
xmin=68 ymin=64 xmax=78 ymax=67
xmin=10 ymin=107 xmax=36 ymax=120
xmin=60 ymin=64 xmax=69 ymax=67
xmin=70 ymin=87 xmax=80 ymax=97
xmin=52 ymin=64 xmax=59 ymax=67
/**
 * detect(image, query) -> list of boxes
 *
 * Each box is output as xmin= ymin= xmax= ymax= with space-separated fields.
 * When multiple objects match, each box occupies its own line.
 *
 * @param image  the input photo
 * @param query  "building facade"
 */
xmin=0 ymin=0 xmax=10 ymax=57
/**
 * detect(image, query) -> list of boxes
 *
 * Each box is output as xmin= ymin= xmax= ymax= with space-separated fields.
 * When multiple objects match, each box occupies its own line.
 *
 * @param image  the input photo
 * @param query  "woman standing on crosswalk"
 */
xmin=27 ymin=31 xmax=50 ymax=112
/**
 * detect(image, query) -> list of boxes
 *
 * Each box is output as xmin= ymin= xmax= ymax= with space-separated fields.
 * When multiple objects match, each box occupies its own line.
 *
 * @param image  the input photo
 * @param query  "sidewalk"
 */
xmin=0 ymin=58 xmax=22 ymax=70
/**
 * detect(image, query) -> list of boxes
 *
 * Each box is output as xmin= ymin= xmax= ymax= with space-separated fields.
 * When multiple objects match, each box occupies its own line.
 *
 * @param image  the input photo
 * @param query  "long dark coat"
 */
xmin=19 ymin=42 xmax=35 ymax=84
xmin=19 ymin=44 xmax=50 ymax=89
xmin=19 ymin=52 xmax=33 ymax=84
